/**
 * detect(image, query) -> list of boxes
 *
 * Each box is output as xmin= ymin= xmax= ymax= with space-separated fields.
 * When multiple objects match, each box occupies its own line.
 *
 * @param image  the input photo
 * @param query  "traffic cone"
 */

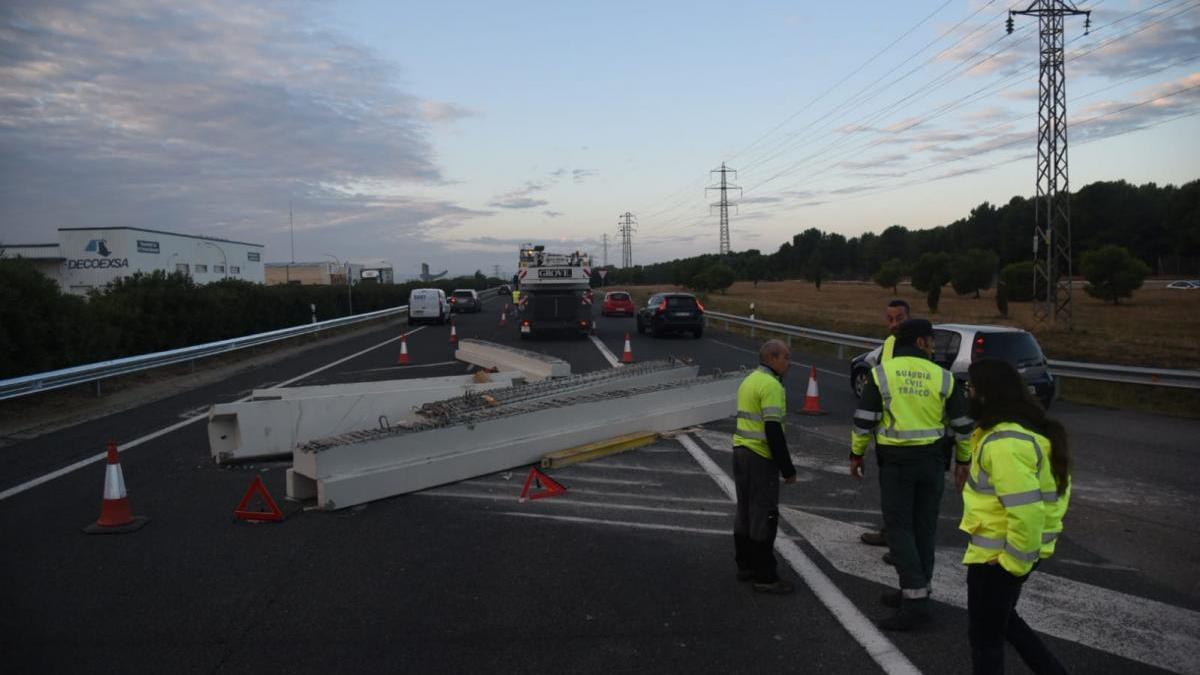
xmin=83 ymin=441 xmax=149 ymax=534
xmin=799 ymin=365 xmax=827 ymax=415
xmin=622 ymin=333 xmax=634 ymax=364
xmin=499 ymin=305 xmax=508 ymax=327
xmin=449 ymin=320 xmax=458 ymax=345
xmin=397 ymin=334 xmax=410 ymax=365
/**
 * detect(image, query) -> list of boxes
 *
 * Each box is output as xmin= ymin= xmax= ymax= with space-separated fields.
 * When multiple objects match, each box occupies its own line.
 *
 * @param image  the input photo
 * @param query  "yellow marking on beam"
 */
xmin=540 ymin=432 xmax=660 ymax=470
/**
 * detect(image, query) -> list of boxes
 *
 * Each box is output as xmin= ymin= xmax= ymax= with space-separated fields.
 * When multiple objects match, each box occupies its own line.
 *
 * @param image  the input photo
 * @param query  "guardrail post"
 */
xmin=95 ymin=380 xmax=102 ymax=397
xmin=786 ymin=335 xmax=792 ymax=349
xmin=837 ymin=345 xmax=845 ymax=360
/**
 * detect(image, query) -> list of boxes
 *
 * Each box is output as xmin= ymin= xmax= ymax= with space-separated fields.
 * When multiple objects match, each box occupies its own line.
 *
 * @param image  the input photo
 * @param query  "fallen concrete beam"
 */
xmin=540 ymin=431 xmax=660 ymax=470
xmin=208 ymin=372 xmax=523 ymax=463
xmin=250 ymin=372 xmax=521 ymax=401
xmin=454 ymin=339 xmax=571 ymax=380
xmin=288 ymin=372 xmax=742 ymax=509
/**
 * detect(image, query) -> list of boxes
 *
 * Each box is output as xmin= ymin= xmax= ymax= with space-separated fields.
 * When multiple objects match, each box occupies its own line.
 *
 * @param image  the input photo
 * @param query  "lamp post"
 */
xmin=199 ymin=241 xmax=227 ymax=279
xmin=323 ymin=253 xmax=352 ymax=315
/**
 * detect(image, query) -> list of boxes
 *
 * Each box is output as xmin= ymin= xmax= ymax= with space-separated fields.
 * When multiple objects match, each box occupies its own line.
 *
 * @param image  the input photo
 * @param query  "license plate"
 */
xmin=1028 ymin=386 xmax=1037 ymax=395
xmin=673 ymin=311 xmax=691 ymax=317
xmin=521 ymin=325 xmax=531 ymax=333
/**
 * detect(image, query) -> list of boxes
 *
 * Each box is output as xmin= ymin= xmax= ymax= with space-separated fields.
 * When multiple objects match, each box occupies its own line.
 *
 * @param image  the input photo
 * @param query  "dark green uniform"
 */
xmin=852 ymin=345 xmax=973 ymax=623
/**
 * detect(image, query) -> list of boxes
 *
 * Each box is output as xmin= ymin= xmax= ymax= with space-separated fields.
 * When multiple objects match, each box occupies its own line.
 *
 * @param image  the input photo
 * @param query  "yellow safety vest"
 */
xmin=960 ymin=422 xmax=1070 ymax=576
xmin=732 ymin=366 xmax=787 ymax=460
xmin=512 ymin=290 xmax=520 ymax=304
xmin=881 ymin=335 xmax=896 ymax=362
xmin=871 ymin=356 xmax=951 ymax=447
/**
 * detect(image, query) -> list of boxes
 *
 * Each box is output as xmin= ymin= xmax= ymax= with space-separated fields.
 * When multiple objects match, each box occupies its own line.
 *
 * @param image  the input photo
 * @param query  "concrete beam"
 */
xmin=208 ymin=372 xmax=522 ymax=463
xmin=289 ymin=373 xmax=742 ymax=510
xmin=250 ymin=372 xmax=522 ymax=401
xmin=455 ymin=339 xmax=571 ymax=380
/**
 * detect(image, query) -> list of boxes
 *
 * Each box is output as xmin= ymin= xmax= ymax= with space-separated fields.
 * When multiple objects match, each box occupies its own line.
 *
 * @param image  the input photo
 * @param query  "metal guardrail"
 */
xmin=704 ymin=310 xmax=1200 ymax=390
xmin=0 ymin=286 xmax=504 ymax=402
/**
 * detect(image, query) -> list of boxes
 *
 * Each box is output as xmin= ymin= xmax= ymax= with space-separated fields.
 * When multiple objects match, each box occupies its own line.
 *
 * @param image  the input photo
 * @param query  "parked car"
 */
xmin=1166 ymin=280 xmax=1200 ymax=289
xmin=498 ymin=284 xmax=511 ymax=295
xmin=408 ymin=288 xmax=448 ymax=325
xmin=849 ymin=323 xmax=1056 ymax=409
xmin=450 ymin=288 xmax=482 ymax=313
xmin=601 ymin=291 xmax=636 ymax=317
xmin=636 ymin=292 xmax=705 ymax=338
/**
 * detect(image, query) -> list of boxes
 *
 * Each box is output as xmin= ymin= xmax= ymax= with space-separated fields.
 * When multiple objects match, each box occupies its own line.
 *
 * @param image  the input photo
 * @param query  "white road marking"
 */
xmin=589 ymin=334 xmax=622 ymax=368
xmin=572 ymin=462 xmax=705 ymax=476
xmin=706 ymin=337 xmax=846 ymax=379
xmin=694 ymin=427 xmax=848 ymax=475
xmin=467 ymin=480 xmax=731 ymax=506
xmin=496 ymin=511 xmax=729 ymax=536
xmin=784 ymin=507 xmax=1200 ymax=675
xmin=677 ymin=434 xmax=921 ymax=675
xmin=0 ymin=327 xmax=426 ymax=503
xmin=349 ymin=360 xmax=460 ymax=373
xmin=415 ymin=489 xmax=731 ymax=517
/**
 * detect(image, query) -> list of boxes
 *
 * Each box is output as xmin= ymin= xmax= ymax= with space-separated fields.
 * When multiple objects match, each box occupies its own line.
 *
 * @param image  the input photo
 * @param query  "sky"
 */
xmin=1 ymin=0 xmax=1197 ymax=280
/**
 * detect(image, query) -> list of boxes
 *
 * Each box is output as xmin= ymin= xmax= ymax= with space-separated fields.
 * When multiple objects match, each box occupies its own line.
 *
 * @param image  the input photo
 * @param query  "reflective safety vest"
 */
xmin=960 ymin=422 xmax=1070 ymax=576
xmin=732 ymin=366 xmax=786 ymax=460
xmin=881 ymin=335 xmax=897 ymax=362
xmin=871 ymin=356 xmax=951 ymax=447
xmin=512 ymin=290 xmax=520 ymax=304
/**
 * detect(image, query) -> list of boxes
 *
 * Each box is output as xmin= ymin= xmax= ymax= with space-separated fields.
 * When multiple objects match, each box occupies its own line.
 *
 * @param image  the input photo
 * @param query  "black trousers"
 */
xmin=732 ymin=446 xmax=780 ymax=583
xmin=968 ymin=563 xmax=1067 ymax=675
xmin=878 ymin=446 xmax=944 ymax=593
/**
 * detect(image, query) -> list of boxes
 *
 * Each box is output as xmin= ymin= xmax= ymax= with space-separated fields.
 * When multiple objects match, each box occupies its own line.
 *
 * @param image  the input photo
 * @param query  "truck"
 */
xmin=515 ymin=244 xmax=594 ymax=339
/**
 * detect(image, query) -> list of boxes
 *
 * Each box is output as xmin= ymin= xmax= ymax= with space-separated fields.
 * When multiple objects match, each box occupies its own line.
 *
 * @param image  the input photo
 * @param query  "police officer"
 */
xmin=850 ymin=319 xmax=974 ymax=630
xmin=960 ymin=359 xmax=1071 ymax=674
xmin=862 ymin=299 xmax=912 ymax=550
xmin=733 ymin=339 xmax=798 ymax=594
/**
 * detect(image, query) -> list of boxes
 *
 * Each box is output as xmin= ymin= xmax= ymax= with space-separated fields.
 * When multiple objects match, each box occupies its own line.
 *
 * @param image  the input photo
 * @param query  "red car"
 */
xmin=601 ymin=291 xmax=636 ymax=316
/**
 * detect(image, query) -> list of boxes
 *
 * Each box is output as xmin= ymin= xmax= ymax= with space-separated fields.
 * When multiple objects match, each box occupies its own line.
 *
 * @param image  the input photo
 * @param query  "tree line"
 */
xmin=0 ymin=263 xmax=500 ymax=379
xmin=600 ymin=178 xmax=1199 ymax=302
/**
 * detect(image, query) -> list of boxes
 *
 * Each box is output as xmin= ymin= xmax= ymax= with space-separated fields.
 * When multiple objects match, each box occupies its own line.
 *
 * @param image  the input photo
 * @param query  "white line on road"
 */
xmin=0 ymin=327 xmax=426 ymax=503
xmin=496 ymin=511 xmax=729 ymax=536
xmin=678 ymin=433 xmax=921 ymax=675
xmin=415 ymin=489 xmax=731 ymax=517
xmin=589 ymin=334 xmax=622 ymax=368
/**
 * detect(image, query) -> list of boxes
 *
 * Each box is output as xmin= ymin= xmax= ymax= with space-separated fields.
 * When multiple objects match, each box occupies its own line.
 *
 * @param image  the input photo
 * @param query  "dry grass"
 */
xmin=626 ymin=280 xmax=1200 ymax=369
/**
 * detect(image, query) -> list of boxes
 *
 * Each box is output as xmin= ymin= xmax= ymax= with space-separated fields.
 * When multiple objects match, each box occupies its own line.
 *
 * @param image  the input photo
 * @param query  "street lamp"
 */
xmin=323 ymin=253 xmax=352 ymax=315
xmin=199 ymin=241 xmax=227 ymax=279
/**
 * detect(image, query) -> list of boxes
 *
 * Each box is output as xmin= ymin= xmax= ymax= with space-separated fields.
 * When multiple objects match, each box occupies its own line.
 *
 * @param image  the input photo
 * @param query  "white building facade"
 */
xmin=4 ymin=227 xmax=265 ymax=295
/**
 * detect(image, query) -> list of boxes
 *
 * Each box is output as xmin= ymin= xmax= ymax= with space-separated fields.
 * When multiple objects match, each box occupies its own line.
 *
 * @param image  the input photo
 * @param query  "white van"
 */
xmin=408 ymin=288 xmax=448 ymax=325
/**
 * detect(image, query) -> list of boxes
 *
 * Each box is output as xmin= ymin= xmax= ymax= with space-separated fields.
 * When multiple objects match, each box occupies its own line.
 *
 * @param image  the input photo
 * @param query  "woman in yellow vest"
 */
xmin=958 ymin=359 xmax=1071 ymax=675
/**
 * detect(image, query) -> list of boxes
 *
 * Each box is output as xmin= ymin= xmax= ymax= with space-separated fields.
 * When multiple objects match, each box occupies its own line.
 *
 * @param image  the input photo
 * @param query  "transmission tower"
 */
xmin=602 ymin=233 xmax=609 ymax=267
xmin=706 ymin=162 xmax=742 ymax=256
xmin=1008 ymin=1 xmax=1090 ymax=327
xmin=493 ymin=264 xmax=502 ymax=279
xmin=617 ymin=212 xmax=637 ymax=268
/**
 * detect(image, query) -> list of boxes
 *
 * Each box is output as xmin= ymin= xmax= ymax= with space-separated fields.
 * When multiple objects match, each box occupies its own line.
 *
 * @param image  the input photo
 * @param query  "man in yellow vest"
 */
xmin=512 ymin=288 xmax=521 ymax=305
xmin=733 ymin=339 xmax=798 ymax=594
xmin=862 ymin=298 xmax=911 ymax=550
xmin=850 ymin=319 xmax=974 ymax=630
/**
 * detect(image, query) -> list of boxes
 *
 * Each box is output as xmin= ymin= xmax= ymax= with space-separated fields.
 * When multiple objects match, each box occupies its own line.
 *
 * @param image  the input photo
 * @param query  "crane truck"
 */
xmin=515 ymin=244 xmax=595 ymax=339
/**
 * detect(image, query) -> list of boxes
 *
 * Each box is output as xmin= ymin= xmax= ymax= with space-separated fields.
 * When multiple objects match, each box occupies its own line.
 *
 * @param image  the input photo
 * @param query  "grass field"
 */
xmin=624 ymin=279 xmax=1200 ymax=369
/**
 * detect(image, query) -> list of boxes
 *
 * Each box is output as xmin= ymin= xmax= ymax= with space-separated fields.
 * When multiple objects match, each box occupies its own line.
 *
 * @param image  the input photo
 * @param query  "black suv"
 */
xmin=636 ymin=293 xmax=705 ymax=338
xmin=849 ymin=323 xmax=1056 ymax=409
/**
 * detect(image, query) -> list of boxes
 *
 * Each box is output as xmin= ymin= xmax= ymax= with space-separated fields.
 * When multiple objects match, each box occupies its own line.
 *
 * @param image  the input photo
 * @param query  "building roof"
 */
xmin=58 ymin=226 xmax=263 ymax=248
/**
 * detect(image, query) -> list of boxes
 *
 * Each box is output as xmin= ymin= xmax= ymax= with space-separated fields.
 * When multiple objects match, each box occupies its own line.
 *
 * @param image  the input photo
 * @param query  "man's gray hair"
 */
xmin=759 ymin=339 xmax=789 ymax=362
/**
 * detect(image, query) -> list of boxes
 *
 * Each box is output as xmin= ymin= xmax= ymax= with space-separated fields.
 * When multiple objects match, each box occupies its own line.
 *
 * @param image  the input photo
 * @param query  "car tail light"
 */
xmin=450 ymin=297 xmax=456 ymax=304
xmin=696 ymin=299 xmax=705 ymax=312
xmin=522 ymin=320 xmax=530 ymax=327
xmin=972 ymin=336 xmax=985 ymax=362
xmin=656 ymin=299 xmax=667 ymax=314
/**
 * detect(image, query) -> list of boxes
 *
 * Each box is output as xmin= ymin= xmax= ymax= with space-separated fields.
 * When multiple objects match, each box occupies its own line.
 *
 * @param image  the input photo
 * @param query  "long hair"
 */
xmin=967 ymin=359 xmax=1070 ymax=494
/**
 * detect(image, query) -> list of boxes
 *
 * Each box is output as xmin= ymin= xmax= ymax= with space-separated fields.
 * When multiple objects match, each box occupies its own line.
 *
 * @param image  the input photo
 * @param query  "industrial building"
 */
xmin=2 ymin=227 xmax=265 ymax=295
xmin=265 ymin=260 xmax=393 ymax=286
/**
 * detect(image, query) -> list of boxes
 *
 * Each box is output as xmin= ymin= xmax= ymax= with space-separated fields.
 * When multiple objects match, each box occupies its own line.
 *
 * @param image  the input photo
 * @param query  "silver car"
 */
xmin=849 ymin=323 xmax=1056 ymax=409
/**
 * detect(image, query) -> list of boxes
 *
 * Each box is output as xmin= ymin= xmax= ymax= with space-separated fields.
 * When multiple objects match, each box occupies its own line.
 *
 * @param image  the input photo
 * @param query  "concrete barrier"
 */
xmin=454 ymin=339 xmax=571 ymax=380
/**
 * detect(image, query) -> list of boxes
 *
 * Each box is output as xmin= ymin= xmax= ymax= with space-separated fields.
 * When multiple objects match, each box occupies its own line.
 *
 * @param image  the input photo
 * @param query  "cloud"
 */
xmin=572 ymin=168 xmax=596 ymax=183
xmin=489 ymin=196 xmax=549 ymax=209
xmin=421 ymin=100 xmax=475 ymax=124
xmin=543 ymin=210 xmax=563 ymax=218
xmin=0 ymin=0 xmax=487 ymax=274
xmin=740 ymin=195 xmax=784 ymax=205
xmin=1073 ymin=7 xmax=1200 ymax=80
xmin=1072 ymin=72 xmax=1200 ymax=142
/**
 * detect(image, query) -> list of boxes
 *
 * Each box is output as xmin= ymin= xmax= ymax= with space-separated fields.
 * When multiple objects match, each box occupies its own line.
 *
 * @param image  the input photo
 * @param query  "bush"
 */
xmin=1000 ymin=261 xmax=1036 ymax=301
xmin=1081 ymin=245 xmax=1151 ymax=305
xmin=950 ymin=248 xmax=999 ymax=298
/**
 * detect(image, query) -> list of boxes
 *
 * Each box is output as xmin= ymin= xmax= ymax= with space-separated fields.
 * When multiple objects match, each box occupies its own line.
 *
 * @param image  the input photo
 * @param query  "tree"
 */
xmin=927 ymin=284 xmax=942 ymax=314
xmin=950 ymin=248 xmax=999 ymax=298
xmin=873 ymin=258 xmax=904 ymax=295
xmin=910 ymin=252 xmax=952 ymax=293
xmin=1081 ymin=245 xmax=1151 ymax=304
xmin=803 ymin=251 xmax=825 ymax=290
xmin=689 ymin=263 xmax=735 ymax=294
xmin=1000 ymin=260 xmax=1036 ymax=301
xmin=996 ymin=282 xmax=1009 ymax=317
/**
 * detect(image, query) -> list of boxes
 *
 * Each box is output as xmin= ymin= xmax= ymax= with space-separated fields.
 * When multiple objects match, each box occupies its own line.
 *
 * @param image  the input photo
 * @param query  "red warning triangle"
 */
xmin=234 ymin=475 xmax=284 ymax=522
xmin=518 ymin=466 xmax=567 ymax=502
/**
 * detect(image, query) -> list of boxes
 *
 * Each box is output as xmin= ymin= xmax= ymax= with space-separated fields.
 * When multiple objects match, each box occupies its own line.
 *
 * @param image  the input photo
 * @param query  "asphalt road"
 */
xmin=2 ymin=292 xmax=1197 ymax=674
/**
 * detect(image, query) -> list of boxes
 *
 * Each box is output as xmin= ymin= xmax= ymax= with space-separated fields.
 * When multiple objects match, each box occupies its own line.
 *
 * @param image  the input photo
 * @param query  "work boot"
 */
xmin=882 ymin=551 xmax=896 ymax=566
xmin=877 ymin=600 xmax=932 ymax=632
xmin=752 ymin=579 xmax=795 ymax=595
xmin=860 ymin=530 xmax=888 ymax=546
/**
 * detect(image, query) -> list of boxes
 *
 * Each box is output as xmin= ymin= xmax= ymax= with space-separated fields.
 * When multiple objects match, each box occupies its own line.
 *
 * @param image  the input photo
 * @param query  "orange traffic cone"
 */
xmin=799 ymin=365 xmax=827 ymax=415
xmin=622 ymin=333 xmax=634 ymax=364
xmin=449 ymin=320 xmax=458 ymax=344
xmin=84 ymin=441 xmax=149 ymax=534
xmin=397 ymin=334 xmax=410 ymax=365
xmin=499 ymin=306 xmax=508 ymax=327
